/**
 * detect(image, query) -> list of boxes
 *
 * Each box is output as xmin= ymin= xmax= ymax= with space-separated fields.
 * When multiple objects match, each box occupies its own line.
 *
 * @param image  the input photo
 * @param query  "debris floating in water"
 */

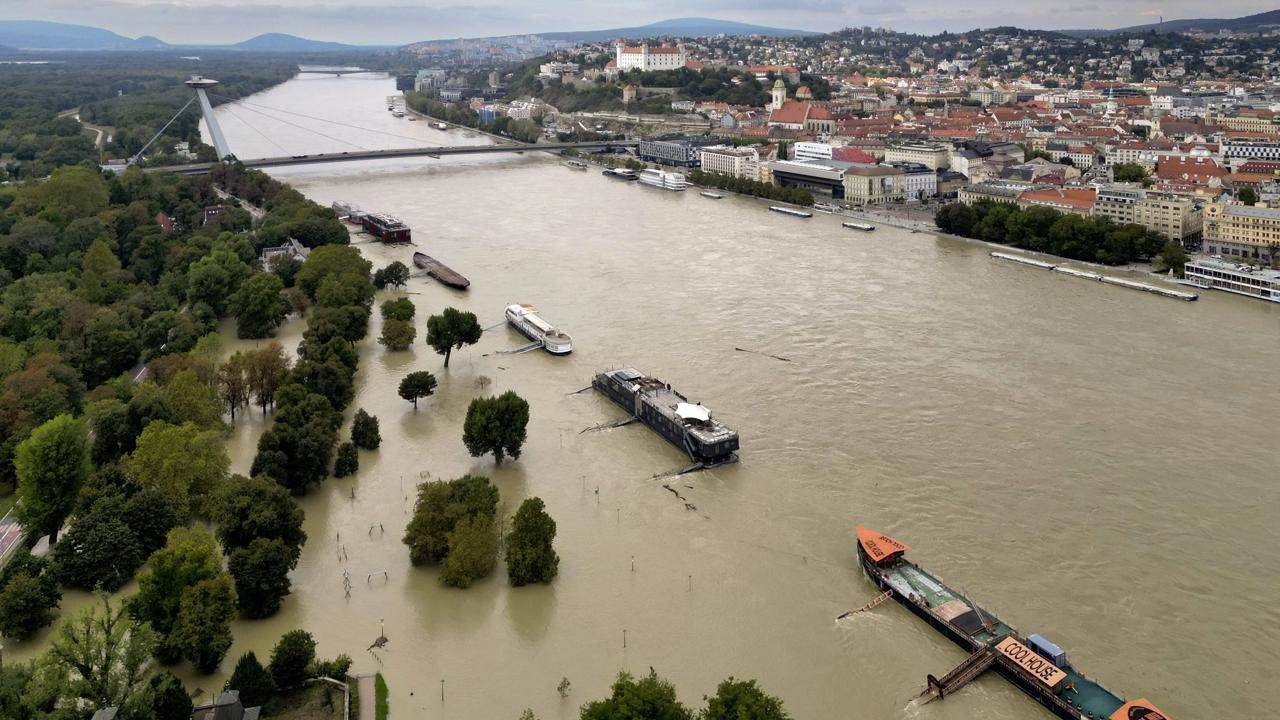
xmin=734 ymin=347 xmax=791 ymax=362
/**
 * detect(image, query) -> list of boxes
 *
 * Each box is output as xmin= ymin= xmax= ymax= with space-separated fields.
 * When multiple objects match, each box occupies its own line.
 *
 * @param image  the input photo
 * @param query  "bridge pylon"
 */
xmin=185 ymin=76 xmax=232 ymax=161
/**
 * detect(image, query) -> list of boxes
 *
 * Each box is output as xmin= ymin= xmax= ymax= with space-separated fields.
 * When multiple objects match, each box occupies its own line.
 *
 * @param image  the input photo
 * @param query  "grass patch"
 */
xmin=374 ymin=672 xmax=389 ymax=720
xmin=263 ymin=683 xmax=343 ymax=720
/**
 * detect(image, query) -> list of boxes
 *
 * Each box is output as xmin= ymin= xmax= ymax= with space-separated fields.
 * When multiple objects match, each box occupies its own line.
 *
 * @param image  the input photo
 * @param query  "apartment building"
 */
xmin=884 ymin=142 xmax=951 ymax=170
xmin=843 ymin=165 xmax=906 ymax=206
xmin=699 ymin=145 xmax=760 ymax=179
xmin=1203 ymin=202 xmax=1280 ymax=261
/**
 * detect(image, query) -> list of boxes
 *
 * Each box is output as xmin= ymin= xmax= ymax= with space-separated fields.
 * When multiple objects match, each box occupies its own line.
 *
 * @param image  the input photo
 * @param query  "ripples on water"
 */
xmin=15 ymin=76 xmax=1269 ymax=718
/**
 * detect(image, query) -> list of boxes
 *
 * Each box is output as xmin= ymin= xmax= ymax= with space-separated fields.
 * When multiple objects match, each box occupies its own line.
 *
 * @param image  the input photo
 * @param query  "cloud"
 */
xmin=857 ymin=1 xmax=901 ymax=15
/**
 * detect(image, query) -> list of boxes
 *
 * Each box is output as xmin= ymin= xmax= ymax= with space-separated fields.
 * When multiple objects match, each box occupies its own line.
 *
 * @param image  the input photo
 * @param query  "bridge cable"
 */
xmin=221 ymin=105 xmax=292 ymax=157
xmin=210 ymin=93 xmax=437 ymax=146
xmin=130 ymin=96 xmax=197 ymax=165
xmin=221 ymin=101 xmax=370 ymax=152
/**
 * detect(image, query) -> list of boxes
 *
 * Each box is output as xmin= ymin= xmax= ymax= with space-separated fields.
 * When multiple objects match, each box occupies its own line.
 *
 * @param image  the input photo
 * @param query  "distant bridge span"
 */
xmin=145 ymin=141 xmax=639 ymax=175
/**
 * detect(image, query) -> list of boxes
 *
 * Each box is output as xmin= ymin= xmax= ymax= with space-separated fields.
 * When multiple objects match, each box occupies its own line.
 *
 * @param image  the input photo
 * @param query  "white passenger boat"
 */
xmin=842 ymin=221 xmax=875 ymax=231
xmin=505 ymin=304 xmax=573 ymax=354
xmin=638 ymin=169 xmax=689 ymax=191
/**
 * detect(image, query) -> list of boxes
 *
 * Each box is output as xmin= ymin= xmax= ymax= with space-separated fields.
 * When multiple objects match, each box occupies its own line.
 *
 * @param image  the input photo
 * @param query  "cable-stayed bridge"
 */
xmin=140 ymin=77 xmax=635 ymax=175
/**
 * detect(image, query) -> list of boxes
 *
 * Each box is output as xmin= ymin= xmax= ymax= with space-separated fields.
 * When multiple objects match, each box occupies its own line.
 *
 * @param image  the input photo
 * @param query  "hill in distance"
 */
xmin=0 ymin=20 xmax=164 ymax=49
xmin=538 ymin=17 xmax=821 ymax=41
xmin=1060 ymin=8 xmax=1280 ymax=37
xmin=231 ymin=33 xmax=360 ymax=52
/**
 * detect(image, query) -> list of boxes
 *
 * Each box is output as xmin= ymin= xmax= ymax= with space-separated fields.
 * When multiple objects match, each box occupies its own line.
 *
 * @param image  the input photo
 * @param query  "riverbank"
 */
xmin=403 ymin=104 xmax=520 ymax=146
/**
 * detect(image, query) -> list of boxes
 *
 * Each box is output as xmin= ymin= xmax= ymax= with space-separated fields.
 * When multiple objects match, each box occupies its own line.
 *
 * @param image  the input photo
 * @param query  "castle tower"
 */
xmin=771 ymin=78 xmax=787 ymax=111
xmin=185 ymin=76 xmax=232 ymax=160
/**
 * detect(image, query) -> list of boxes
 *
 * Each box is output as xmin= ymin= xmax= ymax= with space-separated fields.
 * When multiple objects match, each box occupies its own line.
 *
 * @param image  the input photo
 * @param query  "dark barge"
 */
xmin=592 ymin=368 xmax=738 ymax=466
xmin=413 ymin=252 xmax=470 ymax=290
xmin=855 ymin=527 xmax=1171 ymax=720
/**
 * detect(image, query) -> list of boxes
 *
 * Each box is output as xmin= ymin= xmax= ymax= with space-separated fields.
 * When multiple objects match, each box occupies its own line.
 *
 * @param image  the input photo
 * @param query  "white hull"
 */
xmin=505 ymin=304 xmax=573 ymax=354
xmin=638 ymin=169 xmax=688 ymax=191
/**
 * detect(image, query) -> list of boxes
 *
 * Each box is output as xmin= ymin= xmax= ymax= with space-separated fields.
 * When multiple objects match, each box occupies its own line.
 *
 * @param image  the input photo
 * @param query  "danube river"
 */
xmin=22 ymin=74 xmax=1280 ymax=718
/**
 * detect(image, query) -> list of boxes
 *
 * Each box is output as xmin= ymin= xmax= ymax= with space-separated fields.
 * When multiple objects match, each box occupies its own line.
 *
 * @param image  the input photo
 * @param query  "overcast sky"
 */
xmin=1 ymin=0 xmax=1276 ymax=45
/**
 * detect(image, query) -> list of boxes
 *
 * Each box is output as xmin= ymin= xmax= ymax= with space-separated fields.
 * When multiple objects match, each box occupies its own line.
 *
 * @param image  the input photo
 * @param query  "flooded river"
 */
xmin=17 ymin=74 xmax=1280 ymax=719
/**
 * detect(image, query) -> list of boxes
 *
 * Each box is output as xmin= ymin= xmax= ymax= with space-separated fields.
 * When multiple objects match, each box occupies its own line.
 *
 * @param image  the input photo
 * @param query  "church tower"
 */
xmin=771 ymin=79 xmax=787 ymax=111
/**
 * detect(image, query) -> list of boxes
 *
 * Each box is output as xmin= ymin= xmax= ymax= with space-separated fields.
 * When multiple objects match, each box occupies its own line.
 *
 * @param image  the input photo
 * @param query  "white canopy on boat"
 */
xmin=675 ymin=403 xmax=710 ymax=422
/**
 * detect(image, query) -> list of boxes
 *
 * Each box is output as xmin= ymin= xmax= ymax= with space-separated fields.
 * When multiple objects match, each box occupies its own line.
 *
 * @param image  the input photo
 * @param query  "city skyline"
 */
xmin=0 ymin=0 xmax=1277 ymax=46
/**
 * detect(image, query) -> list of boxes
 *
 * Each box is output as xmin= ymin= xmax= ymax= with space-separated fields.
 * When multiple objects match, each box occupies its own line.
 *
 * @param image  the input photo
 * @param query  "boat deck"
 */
xmin=883 ymin=560 xmax=1124 ymax=720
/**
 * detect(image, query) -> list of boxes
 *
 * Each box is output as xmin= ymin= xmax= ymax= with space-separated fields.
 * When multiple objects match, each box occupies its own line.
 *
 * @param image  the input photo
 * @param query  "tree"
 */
xmin=334 ymin=441 xmax=359 ymax=478
xmin=15 ymin=414 xmax=91 ymax=543
xmin=580 ymin=671 xmax=693 ymax=720
xmin=126 ymin=421 xmax=229 ymax=519
xmin=132 ymin=526 xmax=225 ymax=662
xmin=1159 ymin=238 xmax=1190 ymax=276
xmin=1112 ymin=162 xmax=1149 ymax=183
xmin=186 ymin=250 xmax=251 ymax=316
xmin=148 ymin=671 xmax=194 ymax=720
xmin=295 ymin=245 xmax=373 ymax=302
xmin=398 ymin=370 xmax=438 ymax=410
xmin=80 ymin=239 xmax=126 ymax=305
xmin=463 ymin=391 xmax=530 ymax=465
xmin=373 ymin=261 xmax=410 ymax=289
xmin=244 ymin=341 xmax=291 ymax=414
xmin=230 ymin=272 xmax=288 ymax=339
xmin=269 ymin=629 xmax=317 ymax=690
xmin=218 ymin=352 xmax=250 ymax=422
xmin=0 ymin=552 xmax=60 ymax=640
xmin=440 ymin=515 xmax=498 ymax=588
xmin=1238 ymin=186 xmax=1258 ymax=206
xmin=402 ymin=475 xmax=499 ymax=566
xmin=229 ymin=537 xmax=294 ymax=619
xmin=163 ymin=369 xmax=224 ymax=429
xmin=227 ymin=651 xmax=276 ymax=709
xmin=169 ymin=574 xmax=237 ymax=673
xmin=701 ymin=678 xmax=790 ymax=720
xmin=44 ymin=593 xmax=157 ymax=715
xmin=86 ymin=398 xmax=132 ymax=464
xmin=351 ymin=408 xmax=381 ymax=450
xmin=380 ymin=297 xmax=415 ymax=321
xmin=50 ymin=494 xmax=144 ymax=592
xmin=425 ymin=307 xmax=483 ymax=367
xmin=213 ymin=475 xmax=307 ymax=558
xmin=379 ymin=318 xmax=416 ymax=350
xmin=506 ymin=497 xmax=559 ymax=586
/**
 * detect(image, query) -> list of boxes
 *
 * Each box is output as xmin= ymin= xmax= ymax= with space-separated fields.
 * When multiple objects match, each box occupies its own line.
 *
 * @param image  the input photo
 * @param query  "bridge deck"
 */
xmin=143 ymin=141 xmax=638 ymax=175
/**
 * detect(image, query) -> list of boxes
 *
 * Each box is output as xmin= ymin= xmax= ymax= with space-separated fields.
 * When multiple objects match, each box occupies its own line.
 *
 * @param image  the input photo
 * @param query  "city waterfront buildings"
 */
xmin=700 ymin=145 xmax=760 ymax=179
xmin=1203 ymin=202 xmax=1280 ymax=261
xmin=638 ymin=134 xmax=721 ymax=167
xmin=884 ymin=142 xmax=950 ymax=170
xmin=843 ymin=165 xmax=906 ymax=206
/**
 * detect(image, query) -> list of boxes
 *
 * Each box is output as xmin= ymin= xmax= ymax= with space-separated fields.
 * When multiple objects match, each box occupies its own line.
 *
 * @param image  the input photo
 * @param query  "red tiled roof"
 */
xmin=831 ymin=147 xmax=876 ymax=163
xmin=1018 ymin=187 xmax=1096 ymax=212
xmin=1156 ymin=156 xmax=1223 ymax=184
xmin=769 ymin=100 xmax=810 ymax=125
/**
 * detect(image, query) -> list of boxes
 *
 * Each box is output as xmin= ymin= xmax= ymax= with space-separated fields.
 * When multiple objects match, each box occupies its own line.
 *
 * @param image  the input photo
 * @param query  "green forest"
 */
xmin=935 ymin=200 xmax=1171 ymax=266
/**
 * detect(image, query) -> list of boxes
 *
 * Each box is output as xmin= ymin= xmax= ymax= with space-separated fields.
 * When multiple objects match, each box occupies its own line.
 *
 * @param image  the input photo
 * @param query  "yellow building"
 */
xmin=842 ymin=165 xmax=905 ymax=206
xmin=1203 ymin=202 xmax=1280 ymax=262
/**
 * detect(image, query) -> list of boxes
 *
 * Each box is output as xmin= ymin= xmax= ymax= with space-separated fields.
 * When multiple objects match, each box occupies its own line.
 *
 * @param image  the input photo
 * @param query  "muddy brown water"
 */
xmin=10 ymin=75 xmax=1277 ymax=720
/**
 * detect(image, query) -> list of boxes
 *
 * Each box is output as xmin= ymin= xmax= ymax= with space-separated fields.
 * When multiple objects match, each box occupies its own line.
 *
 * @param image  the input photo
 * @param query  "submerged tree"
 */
xmin=398 ymin=371 xmax=438 ymax=410
xmin=425 ymin=307 xmax=482 ymax=368
xmin=506 ymin=497 xmax=559 ymax=587
xmin=462 ymin=391 xmax=529 ymax=465
xmin=351 ymin=409 xmax=381 ymax=450
xmin=15 ymin=414 xmax=91 ymax=544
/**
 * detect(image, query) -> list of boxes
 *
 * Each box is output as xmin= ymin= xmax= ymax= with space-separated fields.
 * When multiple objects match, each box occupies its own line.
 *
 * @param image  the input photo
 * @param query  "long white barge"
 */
xmin=990 ymin=252 xmax=1198 ymax=301
xmin=842 ymin=221 xmax=875 ymax=232
xmin=769 ymin=206 xmax=813 ymax=218
xmin=505 ymin=304 xmax=573 ymax=354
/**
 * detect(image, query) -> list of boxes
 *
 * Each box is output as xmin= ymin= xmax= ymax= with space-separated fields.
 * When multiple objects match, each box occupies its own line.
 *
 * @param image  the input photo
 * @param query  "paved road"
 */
xmin=357 ymin=674 xmax=375 ymax=720
xmin=0 ymin=517 xmax=24 ymax=563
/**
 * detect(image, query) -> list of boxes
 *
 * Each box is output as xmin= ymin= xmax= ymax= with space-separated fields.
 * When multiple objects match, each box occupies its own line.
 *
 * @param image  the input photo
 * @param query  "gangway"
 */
xmin=920 ymin=647 xmax=996 ymax=702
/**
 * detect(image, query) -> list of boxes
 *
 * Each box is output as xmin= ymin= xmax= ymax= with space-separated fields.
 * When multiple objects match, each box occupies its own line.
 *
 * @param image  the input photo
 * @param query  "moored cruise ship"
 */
xmin=505 ymin=304 xmax=572 ymax=354
xmin=1182 ymin=258 xmax=1280 ymax=302
xmin=637 ymin=169 xmax=688 ymax=191
xmin=592 ymin=368 xmax=739 ymax=466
